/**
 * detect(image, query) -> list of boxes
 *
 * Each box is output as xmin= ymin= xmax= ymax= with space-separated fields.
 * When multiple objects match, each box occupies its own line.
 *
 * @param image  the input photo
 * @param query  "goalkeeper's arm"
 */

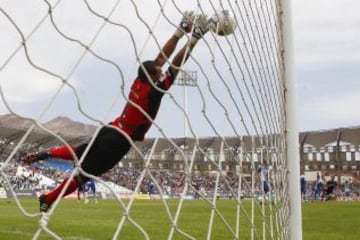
xmin=154 ymin=10 xmax=195 ymax=67
xmin=169 ymin=13 xmax=209 ymax=79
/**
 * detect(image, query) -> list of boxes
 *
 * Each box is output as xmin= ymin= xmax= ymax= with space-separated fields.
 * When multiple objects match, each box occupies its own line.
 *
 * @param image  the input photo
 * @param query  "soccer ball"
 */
xmin=208 ymin=10 xmax=237 ymax=36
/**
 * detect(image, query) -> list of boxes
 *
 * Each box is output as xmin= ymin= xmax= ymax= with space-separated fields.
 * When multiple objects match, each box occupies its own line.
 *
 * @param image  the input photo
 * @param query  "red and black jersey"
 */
xmin=112 ymin=68 xmax=175 ymax=141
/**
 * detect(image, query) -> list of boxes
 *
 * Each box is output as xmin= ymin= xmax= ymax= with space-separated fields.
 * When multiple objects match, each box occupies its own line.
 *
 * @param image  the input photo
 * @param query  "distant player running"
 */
xmin=258 ymin=163 xmax=270 ymax=194
xmin=300 ymin=173 xmax=306 ymax=201
xmin=24 ymin=11 xmax=210 ymax=212
xmin=313 ymin=173 xmax=323 ymax=201
xmin=77 ymin=183 xmax=86 ymax=202
xmin=324 ymin=175 xmax=337 ymax=201
xmin=85 ymin=178 xmax=97 ymax=204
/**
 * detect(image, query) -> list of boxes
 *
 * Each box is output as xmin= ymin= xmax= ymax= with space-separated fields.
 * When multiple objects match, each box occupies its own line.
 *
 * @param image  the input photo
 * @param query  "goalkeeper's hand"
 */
xmin=174 ymin=10 xmax=195 ymax=38
xmin=190 ymin=13 xmax=209 ymax=44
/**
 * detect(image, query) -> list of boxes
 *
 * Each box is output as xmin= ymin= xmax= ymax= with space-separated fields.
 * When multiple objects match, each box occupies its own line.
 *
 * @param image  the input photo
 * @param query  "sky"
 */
xmin=293 ymin=0 xmax=360 ymax=131
xmin=0 ymin=0 xmax=359 ymax=138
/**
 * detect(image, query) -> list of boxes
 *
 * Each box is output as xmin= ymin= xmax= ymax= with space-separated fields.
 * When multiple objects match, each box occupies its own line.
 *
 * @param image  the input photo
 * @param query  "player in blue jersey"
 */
xmin=257 ymin=162 xmax=271 ymax=204
xmin=258 ymin=163 xmax=270 ymax=194
xmin=313 ymin=173 xmax=324 ymax=201
xmin=148 ymin=181 xmax=155 ymax=198
xmin=85 ymin=178 xmax=98 ymax=203
xmin=300 ymin=173 xmax=306 ymax=201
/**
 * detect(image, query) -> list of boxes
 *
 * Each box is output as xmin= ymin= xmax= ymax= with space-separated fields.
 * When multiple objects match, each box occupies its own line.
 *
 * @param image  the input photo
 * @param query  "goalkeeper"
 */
xmin=24 ymin=11 xmax=209 ymax=212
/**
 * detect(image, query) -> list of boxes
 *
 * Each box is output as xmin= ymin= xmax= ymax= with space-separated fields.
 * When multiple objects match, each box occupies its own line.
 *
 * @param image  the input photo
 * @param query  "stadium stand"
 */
xmin=1 ymin=114 xmax=360 ymax=200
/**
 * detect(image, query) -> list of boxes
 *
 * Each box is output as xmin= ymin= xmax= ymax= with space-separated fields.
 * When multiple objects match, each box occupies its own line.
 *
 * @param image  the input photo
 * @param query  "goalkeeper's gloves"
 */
xmin=190 ymin=13 xmax=209 ymax=44
xmin=24 ymin=151 xmax=51 ymax=164
xmin=174 ymin=10 xmax=195 ymax=38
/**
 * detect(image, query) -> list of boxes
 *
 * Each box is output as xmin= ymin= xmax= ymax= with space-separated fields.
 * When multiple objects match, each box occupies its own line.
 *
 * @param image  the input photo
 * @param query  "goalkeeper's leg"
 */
xmin=39 ymin=175 xmax=88 ymax=212
xmin=38 ymin=127 xmax=131 ymax=212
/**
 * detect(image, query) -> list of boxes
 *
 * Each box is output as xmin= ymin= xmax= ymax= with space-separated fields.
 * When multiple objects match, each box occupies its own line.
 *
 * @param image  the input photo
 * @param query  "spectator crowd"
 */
xmin=1 ymin=151 xmax=360 ymax=201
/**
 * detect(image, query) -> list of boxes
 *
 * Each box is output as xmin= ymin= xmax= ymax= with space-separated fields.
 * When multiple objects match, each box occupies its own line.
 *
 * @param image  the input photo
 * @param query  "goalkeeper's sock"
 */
xmin=49 ymin=145 xmax=77 ymax=160
xmin=45 ymin=177 xmax=79 ymax=205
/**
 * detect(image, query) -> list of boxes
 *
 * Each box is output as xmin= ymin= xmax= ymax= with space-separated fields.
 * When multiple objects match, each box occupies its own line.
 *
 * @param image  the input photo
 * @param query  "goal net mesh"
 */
xmin=0 ymin=0 xmax=295 ymax=239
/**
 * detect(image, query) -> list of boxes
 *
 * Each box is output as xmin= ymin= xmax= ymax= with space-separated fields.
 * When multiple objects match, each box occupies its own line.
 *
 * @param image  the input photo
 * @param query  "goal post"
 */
xmin=280 ymin=0 xmax=303 ymax=239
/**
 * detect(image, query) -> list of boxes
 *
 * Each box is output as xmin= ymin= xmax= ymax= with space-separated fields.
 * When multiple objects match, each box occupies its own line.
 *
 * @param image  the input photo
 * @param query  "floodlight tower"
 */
xmin=176 ymin=70 xmax=197 ymax=138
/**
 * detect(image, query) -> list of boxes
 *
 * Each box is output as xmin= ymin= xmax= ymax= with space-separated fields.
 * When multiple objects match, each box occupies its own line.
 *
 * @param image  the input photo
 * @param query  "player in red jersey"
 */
xmin=24 ymin=11 xmax=209 ymax=212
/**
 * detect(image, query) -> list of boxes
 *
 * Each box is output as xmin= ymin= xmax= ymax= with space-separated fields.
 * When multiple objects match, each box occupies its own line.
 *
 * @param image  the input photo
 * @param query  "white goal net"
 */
xmin=0 ymin=0 xmax=301 ymax=239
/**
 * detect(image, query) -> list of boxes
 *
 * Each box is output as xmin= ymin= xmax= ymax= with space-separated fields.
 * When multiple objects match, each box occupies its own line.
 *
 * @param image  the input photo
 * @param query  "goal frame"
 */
xmin=280 ymin=0 xmax=303 ymax=239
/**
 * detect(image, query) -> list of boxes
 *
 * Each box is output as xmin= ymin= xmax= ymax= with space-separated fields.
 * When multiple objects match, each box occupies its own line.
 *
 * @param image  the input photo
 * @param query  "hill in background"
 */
xmin=0 ymin=114 xmax=97 ymax=136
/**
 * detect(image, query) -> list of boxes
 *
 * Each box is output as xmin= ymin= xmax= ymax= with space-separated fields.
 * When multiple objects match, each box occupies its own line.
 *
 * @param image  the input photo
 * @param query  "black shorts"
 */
xmin=75 ymin=126 xmax=131 ymax=176
xmin=78 ymin=184 xmax=85 ymax=192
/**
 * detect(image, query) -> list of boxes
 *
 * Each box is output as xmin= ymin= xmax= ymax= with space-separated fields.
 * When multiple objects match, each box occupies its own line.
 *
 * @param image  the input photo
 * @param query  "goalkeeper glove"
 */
xmin=174 ymin=10 xmax=195 ymax=38
xmin=190 ymin=13 xmax=209 ymax=44
xmin=24 ymin=151 xmax=51 ymax=164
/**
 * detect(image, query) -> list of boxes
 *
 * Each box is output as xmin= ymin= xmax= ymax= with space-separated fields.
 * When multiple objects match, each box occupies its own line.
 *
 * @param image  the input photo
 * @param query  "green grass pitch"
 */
xmin=0 ymin=198 xmax=359 ymax=239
